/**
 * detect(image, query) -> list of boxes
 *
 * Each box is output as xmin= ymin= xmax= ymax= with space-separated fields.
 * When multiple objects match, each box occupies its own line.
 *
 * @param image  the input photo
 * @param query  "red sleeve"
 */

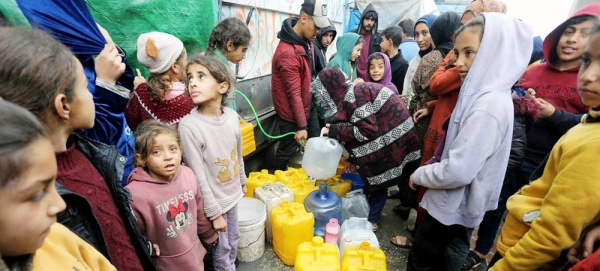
xmin=278 ymin=50 xmax=308 ymax=127
xmin=430 ymin=51 xmax=461 ymax=96
xmin=571 ymin=249 xmax=600 ymax=271
xmin=426 ymin=100 xmax=437 ymax=112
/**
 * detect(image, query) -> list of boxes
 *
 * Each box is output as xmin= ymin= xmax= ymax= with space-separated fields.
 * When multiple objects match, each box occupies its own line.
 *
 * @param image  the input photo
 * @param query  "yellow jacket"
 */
xmin=33 ymin=223 xmax=116 ymax=271
xmin=492 ymin=121 xmax=600 ymax=270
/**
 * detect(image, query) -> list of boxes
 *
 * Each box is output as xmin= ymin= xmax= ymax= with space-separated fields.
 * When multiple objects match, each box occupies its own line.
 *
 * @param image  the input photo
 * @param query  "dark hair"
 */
xmin=147 ymin=49 xmax=186 ymax=102
xmin=398 ymin=18 xmax=415 ymax=37
xmin=134 ymin=120 xmax=179 ymax=167
xmin=382 ymin=26 xmax=403 ymax=47
xmin=0 ymin=28 xmax=77 ymax=122
xmin=206 ymin=17 xmax=251 ymax=56
xmin=367 ymin=53 xmax=385 ymax=67
xmin=550 ymin=15 xmax=599 ymax=64
xmin=454 ymin=15 xmax=485 ymax=42
xmin=355 ymin=37 xmax=364 ymax=46
xmin=186 ymin=55 xmax=234 ymax=106
xmin=0 ymin=100 xmax=47 ymax=188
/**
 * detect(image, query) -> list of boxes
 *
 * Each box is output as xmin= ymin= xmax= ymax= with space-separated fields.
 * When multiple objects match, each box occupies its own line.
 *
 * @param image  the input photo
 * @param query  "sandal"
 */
xmin=461 ymin=250 xmax=485 ymax=270
xmin=371 ymin=222 xmax=379 ymax=232
xmin=390 ymin=235 xmax=412 ymax=249
xmin=393 ymin=204 xmax=411 ymax=220
xmin=405 ymin=224 xmax=415 ymax=235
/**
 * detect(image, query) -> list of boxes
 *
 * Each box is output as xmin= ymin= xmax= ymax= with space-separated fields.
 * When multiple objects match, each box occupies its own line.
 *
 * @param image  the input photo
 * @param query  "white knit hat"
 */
xmin=136 ymin=32 xmax=184 ymax=74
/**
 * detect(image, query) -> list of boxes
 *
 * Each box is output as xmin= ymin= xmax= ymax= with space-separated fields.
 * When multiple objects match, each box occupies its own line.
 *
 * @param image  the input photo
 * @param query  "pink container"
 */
xmin=324 ymin=218 xmax=340 ymax=244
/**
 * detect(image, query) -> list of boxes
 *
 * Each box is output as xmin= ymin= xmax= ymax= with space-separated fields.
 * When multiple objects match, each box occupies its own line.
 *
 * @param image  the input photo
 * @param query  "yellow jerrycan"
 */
xmin=271 ymin=200 xmax=314 ymax=266
xmin=244 ymin=170 xmax=276 ymax=198
xmin=295 ymin=236 xmax=341 ymax=271
xmin=341 ymin=241 xmax=386 ymax=271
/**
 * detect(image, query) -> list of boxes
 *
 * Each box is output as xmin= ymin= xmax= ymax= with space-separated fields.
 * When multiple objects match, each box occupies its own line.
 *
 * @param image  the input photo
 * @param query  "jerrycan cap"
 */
xmin=312 ymin=236 xmax=324 ymax=246
xmin=359 ymin=241 xmax=371 ymax=250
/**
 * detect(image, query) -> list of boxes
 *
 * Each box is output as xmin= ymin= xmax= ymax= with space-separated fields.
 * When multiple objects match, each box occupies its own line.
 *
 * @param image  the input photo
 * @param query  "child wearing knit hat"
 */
xmin=125 ymin=32 xmax=196 ymax=132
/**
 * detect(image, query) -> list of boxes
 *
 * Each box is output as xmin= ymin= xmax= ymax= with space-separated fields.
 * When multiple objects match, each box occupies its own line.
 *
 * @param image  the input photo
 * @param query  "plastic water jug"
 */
xmin=271 ymin=201 xmax=314 ymax=266
xmin=341 ymin=189 xmax=369 ymax=223
xmin=320 ymin=176 xmax=352 ymax=198
xmin=280 ymin=179 xmax=317 ymax=204
xmin=304 ymin=182 xmax=342 ymax=237
xmin=254 ymin=182 xmax=294 ymax=244
xmin=338 ymin=217 xmax=379 ymax=257
xmin=324 ymin=218 xmax=340 ymax=244
xmin=245 ymin=170 xmax=276 ymax=198
xmin=341 ymin=241 xmax=386 ymax=271
xmin=295 ymin=236 xmax=341 ymax=271
xmin=302 ymin=129 xmax=343 ymax=180
xmin=274 ymin=168 xmax=308 ymax=182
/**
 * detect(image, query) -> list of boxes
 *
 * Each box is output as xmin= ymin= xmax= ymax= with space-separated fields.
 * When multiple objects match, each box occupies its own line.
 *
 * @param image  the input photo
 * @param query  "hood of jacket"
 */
xmin=311 ymin=67 xmax=350 ymax=119
xmin=542 ymin=3 xmax=600 ymax=69
xmin=315 ymin=20 xmax=337 ymax=51
xmin=127 ymin=166 xmax=182 ymax=185
xmin=328 ymin=33 xmax=361 ymax=78
xmin=365 ymin=52 xmax=398 ymax=94
xmin=445 ymin=13 xmax=533 ymax=152
xmin=430 ymin=12 xmax=461 ymax=58
xmin=463 ymin=0 xmax=507 ymax=17
xmin=357 ymin=3 xmax=378 ymax=35
xmin=277 ymin=17 xmax=308 ymax=45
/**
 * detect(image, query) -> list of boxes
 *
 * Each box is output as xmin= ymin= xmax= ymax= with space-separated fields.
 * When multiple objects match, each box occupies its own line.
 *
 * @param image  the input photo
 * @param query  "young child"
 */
xmin=406 ymin=13 xmax=533 ymax=270
xmin=327 ymin=33 xmax=364 ymax=83
xmin=312 ymin=67 xmax=421 ymax=232
xmin=365 ymin=52 xmax=399 ymax=94
xmin=517 ymin=3 xmax=600 ymax=180
xmin=205 ymin=17 xmax=252 ymax=110
xmin=0 ymin=27 xmax=155 ymax=271
xmin=178 ymin=55 xmax=247 ymax=271
xmin=379 ymin=26 xmax=408 ymax=93
xmin=125 ymin=32 xmax=195 ymax=131
xmin=128 ymin=120 xmax=218 ymax=271
xmin=490 ymin=21 xmax=600 ymax=271
xmin=0 ymin=99 xmax=115 ymax=271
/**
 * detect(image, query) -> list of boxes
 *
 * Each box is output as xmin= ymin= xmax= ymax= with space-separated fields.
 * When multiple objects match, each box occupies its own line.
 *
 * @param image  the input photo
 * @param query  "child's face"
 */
xmin=369 ymin=58 xmax=385 ymax=82
xmin=415 ymin=23 xmax=433 ymax=51
xmin=380 ymin=35 xmax=391 ymax=54
xmin=578 ymin=32 xmax=600 ymax=107
xmin=187 ymin=63 xmax=228 ymax=106
xmin=556 ymin=19 xmax=595 ymax=69
xmin=0 ymin=138 xmax=65 ymax=257
xmin=143 ymin=133 xmax=182 ymax=182
xmin=454 ymin=28 xmax=481 ymax=82
xmin=227 ymin=41 xmax=249 ymax=64
xmin=67 ymin=61 xmax=95 ymax=130
xmin=351 ymin=43 xmax=363 ymax=62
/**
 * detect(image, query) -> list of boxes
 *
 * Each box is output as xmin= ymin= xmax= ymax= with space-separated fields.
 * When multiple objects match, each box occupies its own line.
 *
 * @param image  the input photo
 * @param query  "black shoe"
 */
xmin=462 ymin=250 xmax=485 ymax=270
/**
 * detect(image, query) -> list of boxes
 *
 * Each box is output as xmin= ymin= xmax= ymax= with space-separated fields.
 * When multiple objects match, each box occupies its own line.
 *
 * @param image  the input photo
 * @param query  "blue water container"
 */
xmin=304 ymin=182 xmax=342 ymax=237
xmin=342 ymin=172 xmax=365 ymax=192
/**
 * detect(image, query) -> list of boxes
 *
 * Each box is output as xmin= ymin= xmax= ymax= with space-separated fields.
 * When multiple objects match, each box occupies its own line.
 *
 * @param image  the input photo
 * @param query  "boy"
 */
xmin=398 ymin=18 xmax=419 ymax=62
xmin=380 ymin=26 xmax=409 ymax=93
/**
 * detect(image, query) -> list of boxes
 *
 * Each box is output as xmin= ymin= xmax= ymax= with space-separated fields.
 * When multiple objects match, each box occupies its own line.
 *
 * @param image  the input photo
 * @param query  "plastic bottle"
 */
xmin=324 ymin=218 xmax=340 ymax=244
xmin=302 ymin=129 xmax=343 ymax=179
xmin=304 ymin=182 xmax=342 ymax=237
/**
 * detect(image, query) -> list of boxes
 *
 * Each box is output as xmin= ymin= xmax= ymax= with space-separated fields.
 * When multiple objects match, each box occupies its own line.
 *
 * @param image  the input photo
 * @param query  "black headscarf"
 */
xmin=429 ymin=12 xmax=461 ymax=58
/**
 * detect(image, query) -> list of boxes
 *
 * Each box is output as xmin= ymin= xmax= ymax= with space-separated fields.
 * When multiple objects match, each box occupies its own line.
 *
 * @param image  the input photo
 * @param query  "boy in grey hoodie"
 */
xmin=406 ymin=13 xmax=534 ymax=270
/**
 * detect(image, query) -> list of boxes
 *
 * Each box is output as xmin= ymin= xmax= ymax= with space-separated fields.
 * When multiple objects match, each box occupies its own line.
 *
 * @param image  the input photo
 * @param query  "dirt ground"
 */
xmin=237 ymin=186 xmax=491 ymax=271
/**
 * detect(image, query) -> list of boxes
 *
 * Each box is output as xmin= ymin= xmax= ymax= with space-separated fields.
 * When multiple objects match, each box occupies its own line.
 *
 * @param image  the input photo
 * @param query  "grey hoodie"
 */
xmin=413 ymin=13 xmax=534 ymax=228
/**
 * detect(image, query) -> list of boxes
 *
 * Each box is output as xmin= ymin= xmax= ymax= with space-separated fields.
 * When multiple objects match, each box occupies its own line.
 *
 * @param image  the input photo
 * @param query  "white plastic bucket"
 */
xmin=236 ymin=197 xmax=267 ymax=262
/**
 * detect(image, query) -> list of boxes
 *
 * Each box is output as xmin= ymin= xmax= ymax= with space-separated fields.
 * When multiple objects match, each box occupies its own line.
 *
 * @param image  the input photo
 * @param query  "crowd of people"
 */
xmin=1 ymin=0 xmax=600 ymax=270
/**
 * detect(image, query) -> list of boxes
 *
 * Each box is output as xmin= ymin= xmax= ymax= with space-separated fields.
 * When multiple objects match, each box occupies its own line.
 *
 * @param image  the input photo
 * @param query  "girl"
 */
xmin=312 ymin=67 xmax=421 ymax=232
xmin=128 ymin=120 xmax=218 ymax=271
xmin=0 ymin=27 xmax=155 ymax=271
xmin=0 ymin=99 xmax=115 ymax=271
xmin=406 ymin=13 xmax=533 ymax=270
xmin=327 ymin=33 xmax=364 ymax=83
xmin=401 ymin=13 xmax=437 ymax=109
xmin=205 ymin=17 xmax=252 ymax=110
xmin=366 ymin=52 xmax=399 ymax=94
xmin=178 ymin=55 xmax=247 ymax=271
xmin=126 ymin=32 xmax=195 ymax=131
xmin=491 ymin=20 xmax=600 ymax=271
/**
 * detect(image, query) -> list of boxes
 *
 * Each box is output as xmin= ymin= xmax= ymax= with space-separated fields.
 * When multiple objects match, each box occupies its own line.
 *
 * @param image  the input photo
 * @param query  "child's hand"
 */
xmin=242 ymin=184 xmax=247 ymax=194
xmin=134 ymin=68 xmax=146 ymax=90
xmin=568 ymin=225 xmax=600 ymax=263
xmin=153 ymin=244 xmax=160 ymax=256
xmin=534 ymin=97 xmax=556 ymax=118
xmin=353 ymin=78 xmax=364 ymax=84
xmin=212 ymin=215 xmax=227 ymax=232
xmin=525 ymin=88 xmax=536 ymax=98
xmin=95 ymin=44 xmax=125 ymax=85
xmin=408 ymin=174 xmax=417 ymax=190
xmin=413 ymin=108 xmax=430 ymax=123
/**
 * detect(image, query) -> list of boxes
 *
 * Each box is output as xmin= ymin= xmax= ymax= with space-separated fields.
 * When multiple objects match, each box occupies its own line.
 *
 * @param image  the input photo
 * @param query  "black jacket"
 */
xmin=389 ymin=53 xmax=408 ymax=93
xmin=351 ymin=3 xmax=381 ymax=55
xmin=56 ymin=134 xmax=156 ymax=271
xmin=314 ymin=20 xmax=337 ymax=75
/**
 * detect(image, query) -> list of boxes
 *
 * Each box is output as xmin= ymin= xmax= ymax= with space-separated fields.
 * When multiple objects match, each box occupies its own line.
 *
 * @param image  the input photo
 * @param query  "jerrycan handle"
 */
xmin=345 ymin=189 xmax=364 ymax=198
xmin=320 ymin=127 xmax=328 ymax=137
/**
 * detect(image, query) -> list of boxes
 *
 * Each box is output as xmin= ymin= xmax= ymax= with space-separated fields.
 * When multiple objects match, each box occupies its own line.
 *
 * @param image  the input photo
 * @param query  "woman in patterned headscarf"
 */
xmin=311 ymin=67 xmax=421 ymax=231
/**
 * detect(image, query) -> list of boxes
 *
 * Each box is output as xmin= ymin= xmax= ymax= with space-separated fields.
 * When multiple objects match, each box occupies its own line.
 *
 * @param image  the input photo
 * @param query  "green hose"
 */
xmin=236 ymin=90 xmax=296 ymax=139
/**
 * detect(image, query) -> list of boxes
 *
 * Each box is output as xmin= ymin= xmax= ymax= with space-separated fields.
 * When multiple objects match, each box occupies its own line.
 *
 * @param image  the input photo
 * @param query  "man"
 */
xmin=352 ymin=3 xmax=380 ymax=79
xmin=270 ymin=0 xmax=328 ymax=171
xmin=398 ymin=18 xmax=419 ymax=62
xmin=314 ymin=19 xmax=337 ymax=75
